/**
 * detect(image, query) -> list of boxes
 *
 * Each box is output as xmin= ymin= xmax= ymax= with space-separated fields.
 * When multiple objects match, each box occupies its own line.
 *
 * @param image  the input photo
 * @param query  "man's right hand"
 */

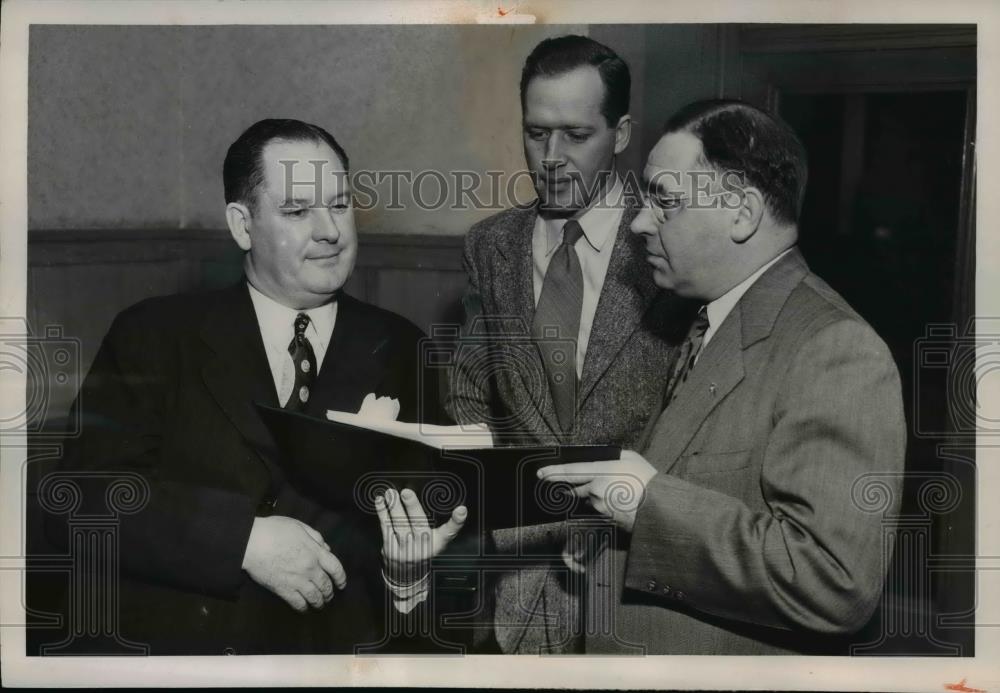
xmin=241 ymin=515 xmax=347 ymax=612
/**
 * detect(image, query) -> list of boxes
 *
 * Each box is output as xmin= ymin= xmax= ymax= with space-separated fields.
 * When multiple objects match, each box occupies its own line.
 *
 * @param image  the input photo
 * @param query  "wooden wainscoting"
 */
xmin=27 ymin=229 xmax=468 ymax=425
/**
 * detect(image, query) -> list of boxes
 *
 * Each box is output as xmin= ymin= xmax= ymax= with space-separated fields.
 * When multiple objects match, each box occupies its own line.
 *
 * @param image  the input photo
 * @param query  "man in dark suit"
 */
xmin=46 ymin=119 xmax=460 ymax=655
xmin=540 ymin=99 xmax=906 ymax=653
xmin=446 ymin=35 xmax=676 ymax=654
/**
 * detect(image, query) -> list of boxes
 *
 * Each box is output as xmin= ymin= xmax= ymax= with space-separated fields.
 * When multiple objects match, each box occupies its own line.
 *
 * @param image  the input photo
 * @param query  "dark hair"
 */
xmin=520 ymin=34 xmax=630 ymax=127
xmin=664 ymin=99 xmax=808 ymax=225
xmin=223 ymin=118 xmax=350 ymax=212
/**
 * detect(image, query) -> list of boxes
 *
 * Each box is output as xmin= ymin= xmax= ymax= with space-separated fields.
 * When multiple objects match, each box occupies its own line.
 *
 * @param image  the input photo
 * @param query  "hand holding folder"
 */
xmin=536 ymin=450 xmax=659 ymax=533
xmin=256 ymin=400 xmax=621 ymax=530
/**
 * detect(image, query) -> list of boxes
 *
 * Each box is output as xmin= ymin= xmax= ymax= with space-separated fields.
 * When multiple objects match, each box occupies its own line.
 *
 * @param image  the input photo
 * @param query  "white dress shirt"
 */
xmin=532 ymin=176 xmax=625 ymax=378
xmin=246 ymin=282 xmax=428 ymax=612
xmin=699 ymin=248 xmax=794 ymax=360
xmin=247 ymin=283 xmax=338 ymax=406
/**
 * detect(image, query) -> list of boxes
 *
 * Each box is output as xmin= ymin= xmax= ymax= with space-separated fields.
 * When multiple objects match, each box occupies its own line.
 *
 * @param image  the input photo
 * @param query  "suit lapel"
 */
xmin=305 ymin=293 xmax=390 ymax=416
xmin=578 ymin=202 xmax=658 ymax=407
xmin=493 ymin=205 xmax=561 ymax=436
xmin=643 ymin=248 xmax=810 ymax=472
xmin=199 ymin=282 xmax=281 ymax=468
xmin=739 ymin=248 xmax=810 ymax=349
xmin=645 ymin=310 xmax=745 ymax=472
xmin=493 ymin=205 xmax=537 ymax=323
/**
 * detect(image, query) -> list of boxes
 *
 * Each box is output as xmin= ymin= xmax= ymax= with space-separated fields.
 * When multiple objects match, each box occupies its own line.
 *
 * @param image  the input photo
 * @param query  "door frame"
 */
xmin=725 ymin=23 xmax=978 ymax=655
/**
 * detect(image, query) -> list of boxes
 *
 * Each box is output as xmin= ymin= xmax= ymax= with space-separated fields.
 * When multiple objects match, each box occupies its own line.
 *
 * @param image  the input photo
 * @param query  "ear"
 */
xmin=225 ymin=202 xmax=253 ymax=252
xmin=730 ymin=185 xmax=765 ymax=244
xmin=612 ymin=114 xmax=632 ymax=155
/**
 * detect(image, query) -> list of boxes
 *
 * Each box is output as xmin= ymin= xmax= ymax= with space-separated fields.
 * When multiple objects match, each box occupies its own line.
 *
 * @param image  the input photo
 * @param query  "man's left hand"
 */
xmin=375 ymin=487 xmax=467 ymax=585
xmin=537 ymin=450 xmax=658 ymax=532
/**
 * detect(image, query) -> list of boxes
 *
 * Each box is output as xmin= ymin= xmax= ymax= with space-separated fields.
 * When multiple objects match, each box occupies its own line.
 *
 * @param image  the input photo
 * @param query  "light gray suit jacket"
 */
xmin=446 ymin=199 xmax=678 ymax=653
xmin=586 ymin=249 xmax=906 ymax=654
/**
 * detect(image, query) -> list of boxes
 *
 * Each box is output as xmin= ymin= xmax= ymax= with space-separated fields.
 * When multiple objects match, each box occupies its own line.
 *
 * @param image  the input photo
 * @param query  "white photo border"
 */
xmin=1 ymin=0 xmax=998 ymax=689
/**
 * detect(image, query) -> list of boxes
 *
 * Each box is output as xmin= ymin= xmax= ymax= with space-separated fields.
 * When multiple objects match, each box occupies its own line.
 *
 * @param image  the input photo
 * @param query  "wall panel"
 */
xmin=28 ymin=231 xmax=466 ymax=426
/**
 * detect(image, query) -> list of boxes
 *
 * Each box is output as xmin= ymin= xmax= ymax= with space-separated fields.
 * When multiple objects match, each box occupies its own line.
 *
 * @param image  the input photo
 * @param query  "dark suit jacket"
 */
xmin=446 ymin=199 xmax=679 ymax=653
xmin=587 ymin=249 xmax=907 ymax=654
xmin=48 ymin=282 xmax=434 ymax=655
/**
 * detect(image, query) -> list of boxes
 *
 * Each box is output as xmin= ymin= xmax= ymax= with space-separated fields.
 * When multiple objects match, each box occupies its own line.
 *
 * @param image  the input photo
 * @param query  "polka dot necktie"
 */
xmin=531 ymin=219 xmax=585 ymax=433
xmin=662 ymin=306 xmax=709 ymax=408
xmin=283 ymin=313 xmax=317 ymax=412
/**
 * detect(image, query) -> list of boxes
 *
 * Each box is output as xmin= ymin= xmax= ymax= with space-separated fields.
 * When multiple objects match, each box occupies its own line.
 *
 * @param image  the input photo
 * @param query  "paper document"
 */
xmin=325 ymin=410 xmax=494 ymax=450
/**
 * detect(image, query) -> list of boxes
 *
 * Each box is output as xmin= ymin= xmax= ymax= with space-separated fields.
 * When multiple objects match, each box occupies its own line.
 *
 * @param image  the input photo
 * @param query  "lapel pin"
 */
xmin=709 ymin=383 xmax=717 ymax=396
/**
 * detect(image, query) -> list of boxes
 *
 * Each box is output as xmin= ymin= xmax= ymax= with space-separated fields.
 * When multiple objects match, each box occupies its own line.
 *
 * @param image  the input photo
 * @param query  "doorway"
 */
xmin=735 ymin=25 xmax=977 ymax=656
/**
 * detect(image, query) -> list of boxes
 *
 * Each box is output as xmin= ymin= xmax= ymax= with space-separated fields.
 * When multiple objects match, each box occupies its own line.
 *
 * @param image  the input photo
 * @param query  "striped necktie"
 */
xmin=283 ymin=313 xmax=317 ymax=412
xmin=662 ymin=306 xmax=709 ymax=408
xmin=531 ymin=219 xmax=585 ymax=433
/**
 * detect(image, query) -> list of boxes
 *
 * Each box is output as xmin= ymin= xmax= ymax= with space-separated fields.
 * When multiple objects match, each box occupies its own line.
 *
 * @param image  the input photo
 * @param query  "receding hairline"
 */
xmin=246 ymin=134 xmax=349 ymax=209
xmin=645 ymin=129 xmax=710 ymax=168
xmin=524 ymin=62 xmax=603 ymax=83
xmin=258 ymin=135 xmax=349 ymax=170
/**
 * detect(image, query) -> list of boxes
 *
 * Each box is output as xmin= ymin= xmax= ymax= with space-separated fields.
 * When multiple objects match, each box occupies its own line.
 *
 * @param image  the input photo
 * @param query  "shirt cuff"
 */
xmin=382 ymin=569 xmax=430 ymax=614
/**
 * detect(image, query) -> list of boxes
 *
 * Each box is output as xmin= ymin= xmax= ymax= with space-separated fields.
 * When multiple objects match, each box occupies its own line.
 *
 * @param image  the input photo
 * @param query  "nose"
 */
xmin=542 ymin=133 xmax=566 ymax=170
xmin=313 ymin=207 xmax=342 ymax=242
xmin=630 ymin=202 xmax=657 ymax=236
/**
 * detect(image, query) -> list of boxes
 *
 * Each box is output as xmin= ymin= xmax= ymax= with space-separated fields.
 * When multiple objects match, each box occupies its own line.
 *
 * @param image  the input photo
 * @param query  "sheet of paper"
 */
xmin=326 ymin=409 xmax=495 ymax=449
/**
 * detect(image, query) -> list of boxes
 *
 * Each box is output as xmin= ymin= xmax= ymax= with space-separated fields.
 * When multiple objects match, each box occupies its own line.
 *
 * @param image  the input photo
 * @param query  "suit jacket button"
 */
xmin=223 ymin=646 xmax=236 ymax=655
xmin=646 ymin=579 xmax=657 ymax=591
xmin=674 ymin=590 xmax=686 ymax=601
xmin=199 ymin=605 xmax=209 ymax=617
xmin=257 ymin=497 xmax=277 ymax=516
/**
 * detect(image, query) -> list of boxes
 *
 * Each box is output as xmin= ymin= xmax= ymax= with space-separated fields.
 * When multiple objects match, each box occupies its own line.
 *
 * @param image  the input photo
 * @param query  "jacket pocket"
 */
xmin=680 ymin=449 xmax=753 ymax=475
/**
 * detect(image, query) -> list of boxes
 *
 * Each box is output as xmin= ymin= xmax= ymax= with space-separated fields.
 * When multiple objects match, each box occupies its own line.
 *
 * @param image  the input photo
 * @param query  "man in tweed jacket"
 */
xmin=445 ymin=35 xmax=676 ymax=653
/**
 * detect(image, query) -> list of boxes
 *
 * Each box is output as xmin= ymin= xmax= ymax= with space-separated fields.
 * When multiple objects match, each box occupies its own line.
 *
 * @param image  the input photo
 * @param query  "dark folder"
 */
xmin=256 ymin=403 xmax=620 ymax=530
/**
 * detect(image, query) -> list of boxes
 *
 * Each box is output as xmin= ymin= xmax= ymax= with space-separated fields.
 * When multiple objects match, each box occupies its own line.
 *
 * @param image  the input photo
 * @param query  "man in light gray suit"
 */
xmin=540 ymin=99 xmax=906 ymax=654
xmin=446 ymin=35 xmax=676 ymax=653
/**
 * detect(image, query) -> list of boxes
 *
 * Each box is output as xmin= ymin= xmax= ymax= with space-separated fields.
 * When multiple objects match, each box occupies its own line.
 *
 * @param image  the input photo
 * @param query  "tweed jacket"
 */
xmin=445 ymin=198 xmax=679 ymax=653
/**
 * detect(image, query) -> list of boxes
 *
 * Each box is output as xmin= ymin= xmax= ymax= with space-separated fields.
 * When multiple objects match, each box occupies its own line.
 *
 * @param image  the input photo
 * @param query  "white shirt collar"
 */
xmin=543 ymin=175 xmax=624 ymax=255
xmin=704 ymin=248 xmax=794 ymax=347
xmin=246 ymin=282 xmax=337 ymax=356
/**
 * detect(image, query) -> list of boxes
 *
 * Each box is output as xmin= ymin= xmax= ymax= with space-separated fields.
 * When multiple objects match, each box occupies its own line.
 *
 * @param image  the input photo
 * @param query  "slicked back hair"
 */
xmin=665 ymin=99 xmax=808 ymax=225
xmin=223 ymin=118 xmax=350 ymax=214
xmin=520 ymin=34 xmax=631 ymax=128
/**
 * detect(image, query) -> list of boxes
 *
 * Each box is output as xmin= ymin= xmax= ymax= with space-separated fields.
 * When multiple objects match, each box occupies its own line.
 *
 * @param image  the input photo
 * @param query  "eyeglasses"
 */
xmin=639 ymin=186 xmax=687 ymax=221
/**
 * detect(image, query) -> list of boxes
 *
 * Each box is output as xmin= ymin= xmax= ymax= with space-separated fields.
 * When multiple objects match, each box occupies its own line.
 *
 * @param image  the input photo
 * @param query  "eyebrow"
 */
xmin=523 ymin=123 xmax=595 ymax=131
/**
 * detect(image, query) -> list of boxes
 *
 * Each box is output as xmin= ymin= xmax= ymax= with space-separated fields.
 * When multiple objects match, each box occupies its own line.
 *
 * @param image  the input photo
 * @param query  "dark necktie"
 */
xmin=284 ymin=313 xmax=317 ymax=412
xmin=662 ymin=306 xmax=709 ymax=408
xmin=532 ymin=219 xmax=585 ymax=433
